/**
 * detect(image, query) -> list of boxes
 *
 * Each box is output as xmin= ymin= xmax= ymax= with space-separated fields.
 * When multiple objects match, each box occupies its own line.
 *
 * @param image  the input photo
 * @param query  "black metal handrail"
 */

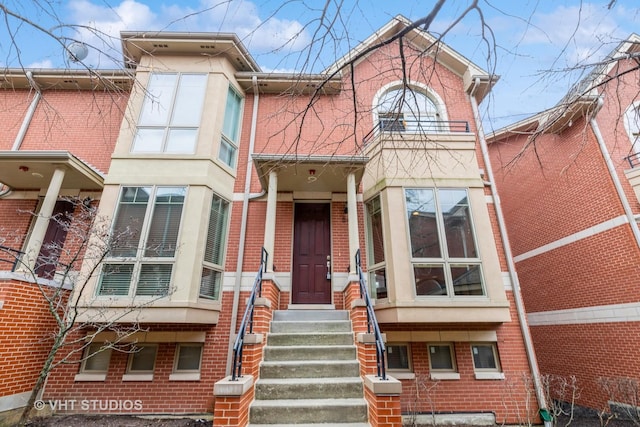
xmin=0 ymin=245 xmax=24 ymax=272
xmin=355 ymin=249 xmax=387 ymax=380
xmin=625 ymin=152 xmax=640 ymax=168
xmin=231 ymin=247 xmax=268 ymax=381
xmin=362 ymin=119 xmax=471 ymax=145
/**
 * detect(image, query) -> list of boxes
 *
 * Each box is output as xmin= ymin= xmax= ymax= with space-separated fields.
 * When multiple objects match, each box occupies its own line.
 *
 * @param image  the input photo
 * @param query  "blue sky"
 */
xmin=1 ymin=0 xmax=639 ymax=129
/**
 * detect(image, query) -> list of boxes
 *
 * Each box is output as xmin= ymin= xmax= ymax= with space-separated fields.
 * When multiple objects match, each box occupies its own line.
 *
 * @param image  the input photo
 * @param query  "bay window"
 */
xmin=98 ymin=186 xmax=186 ymax=297
xmin=132 ymin=73 xmax=207 ymax=154
xmin=405 ymin=188 xmax=484 ymax=297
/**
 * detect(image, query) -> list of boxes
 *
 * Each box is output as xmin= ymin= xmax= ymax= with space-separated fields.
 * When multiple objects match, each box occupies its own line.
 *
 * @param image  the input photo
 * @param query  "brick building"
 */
xmin=487 ymin=34 xmax=640 ymax=413
xmin=0 ymin=16 xmax=543 ymax=425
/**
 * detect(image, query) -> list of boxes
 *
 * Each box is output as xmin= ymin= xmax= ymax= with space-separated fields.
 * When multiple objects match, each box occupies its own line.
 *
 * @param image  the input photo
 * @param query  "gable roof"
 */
xmin=324 ymin=15 xmax=497 ymax=103
xmin=490 ymin=33 xmax=640 ymax=142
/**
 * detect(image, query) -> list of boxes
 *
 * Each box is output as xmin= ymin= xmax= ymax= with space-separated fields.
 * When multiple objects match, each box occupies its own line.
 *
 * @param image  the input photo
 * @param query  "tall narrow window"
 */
xmin=200 ymin=194 xmax=229 ymax=300
xmin=98 ymin=186 xmax=186 ymax=297
xmin=132 ymin=73 xmax=207 ymax=154
xmin=219 ymin=86 xmax=243 ymax=168
xmin=406 ymin=188 xmax=484 ymax=297
xmin=365 ymin=196 xmax=386 ymax=299
xmin=377 ymin=87 xmax=441 ymax=133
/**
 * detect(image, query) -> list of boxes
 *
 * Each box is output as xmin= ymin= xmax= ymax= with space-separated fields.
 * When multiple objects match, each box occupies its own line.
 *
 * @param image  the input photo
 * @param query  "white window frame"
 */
xmin=132 ymin=73 xmax=207 ymax=154
xmin=219 ymin=85 xmax=244 ymax=169
xmin=471 ymin=343 xmax=504 ymax=380
xmin=97 ymin=186 xmax=187 ymax=298
xmin=170 ymin=343 xmax=203 ymax=381
xmin=427 ymin=343 xmax=460 ymax=380
xmin=123 ymin=344 xmax=158 ymax=381
xmin=405 ymin=188 xmax=485 ymax=298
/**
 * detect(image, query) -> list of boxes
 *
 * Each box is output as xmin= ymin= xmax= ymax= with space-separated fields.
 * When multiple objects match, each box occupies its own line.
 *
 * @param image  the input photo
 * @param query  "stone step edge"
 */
xmin=250 ymin=397 xmax=367 ymax=408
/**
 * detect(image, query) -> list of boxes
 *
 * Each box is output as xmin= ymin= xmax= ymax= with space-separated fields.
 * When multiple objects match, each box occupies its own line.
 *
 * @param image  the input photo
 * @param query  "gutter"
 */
xmin=225 ymin=75 xmax=261 ymax=376
xmin=468 ymin=77 xmax=547 ymax=411
xmin=589 ymin=103 xmax=640 ymax=248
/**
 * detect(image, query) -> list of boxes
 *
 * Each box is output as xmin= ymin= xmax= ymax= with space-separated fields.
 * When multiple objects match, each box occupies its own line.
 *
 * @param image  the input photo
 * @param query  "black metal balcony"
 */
xmin=625 ymin=152 xmax=640 ymax=168
xmin=363 ymin=119 xmax=471 ymax=145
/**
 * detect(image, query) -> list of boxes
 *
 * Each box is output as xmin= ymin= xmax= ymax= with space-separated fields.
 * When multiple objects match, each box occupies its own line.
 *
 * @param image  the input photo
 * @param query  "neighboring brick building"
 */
xmin=487 ymin=34 xmax=640 ymax=412
xmin=1 ymin=16 xmax=543 ymax=425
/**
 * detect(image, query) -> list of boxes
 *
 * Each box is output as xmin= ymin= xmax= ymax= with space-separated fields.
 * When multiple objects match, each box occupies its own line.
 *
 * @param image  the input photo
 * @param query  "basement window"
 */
xmin=123 ymin=344 xmax=157 ymax=381
xmin=471 ymin=343 xmax=504 ymax=380
xmin=75 ymin=343 xmax=111 ymax=381
xmin=170 ymin=344 xmax=203 ymax=381
xmin=428 ymin=343 xmax=460 ymax=380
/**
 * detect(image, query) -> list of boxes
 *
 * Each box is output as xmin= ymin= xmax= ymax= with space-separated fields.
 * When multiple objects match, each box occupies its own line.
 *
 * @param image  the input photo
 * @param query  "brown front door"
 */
xmin=292 ymin=203 xmax=331 ymax=304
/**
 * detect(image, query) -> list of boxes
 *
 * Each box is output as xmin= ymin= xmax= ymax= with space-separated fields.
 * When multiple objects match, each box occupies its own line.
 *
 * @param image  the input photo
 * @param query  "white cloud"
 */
xmin=517 ymin=3 xmax=627 ymax=65
xmin=62 ymin=0 xmax=309 ymax=68
xmin=27 ymin=59 xmax=54 ymax=68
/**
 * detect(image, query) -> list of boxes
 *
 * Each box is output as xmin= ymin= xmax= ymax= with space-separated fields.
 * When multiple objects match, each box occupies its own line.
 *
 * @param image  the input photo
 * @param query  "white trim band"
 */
xmin=514 ymin=215 xmax=628 ymax=262
xmin=528 ymin=302 xmax=640 ymax=326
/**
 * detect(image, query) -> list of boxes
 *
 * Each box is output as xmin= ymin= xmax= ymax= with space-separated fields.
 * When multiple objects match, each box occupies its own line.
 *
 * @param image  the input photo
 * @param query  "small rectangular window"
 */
xmin=386 ymin=343 xmax=411 ymax=371
xmin=128 ymin=345 xmax=157 ymax=373
xmin=174 ymin=344 xmax=203 ymax=372
xmin=200 ymin=194 xmax=229 ymax=300
xmin=81 ymin=343 xmax=111 ymax=373
xmin=471 ymin=343 xmax=500 ymax=371
xmin=428 ymin=344 xmax=455 ymax=371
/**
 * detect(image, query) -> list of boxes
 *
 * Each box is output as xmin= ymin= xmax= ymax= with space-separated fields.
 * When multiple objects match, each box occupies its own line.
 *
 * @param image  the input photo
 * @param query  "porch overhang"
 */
xmin=252 ymin=154 xmax=368 ymax=193
xmin=0 ymin=151 xmax=104 ymax=191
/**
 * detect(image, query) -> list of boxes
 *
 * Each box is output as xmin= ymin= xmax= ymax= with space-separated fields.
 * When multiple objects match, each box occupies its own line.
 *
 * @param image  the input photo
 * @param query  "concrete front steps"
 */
xmin=248 ymin=309 xmax=370 ymax=427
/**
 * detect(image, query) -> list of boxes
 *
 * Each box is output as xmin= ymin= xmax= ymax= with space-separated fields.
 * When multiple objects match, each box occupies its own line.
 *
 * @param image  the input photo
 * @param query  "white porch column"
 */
xmin=263 ymin=170 xmax=278 ymax=272
xmin=347 ymin=172 xmax=360 ymax=274
xmin=21 ymin=167 xmax=66 ymax=272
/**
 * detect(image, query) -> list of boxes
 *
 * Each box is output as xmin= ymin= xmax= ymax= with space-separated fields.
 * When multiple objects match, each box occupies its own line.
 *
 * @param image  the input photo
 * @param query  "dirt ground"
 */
xmin=24 ymin=415 xmax=212 ymax=427
xmin=21 ymin=413 xmax=640 ymax=426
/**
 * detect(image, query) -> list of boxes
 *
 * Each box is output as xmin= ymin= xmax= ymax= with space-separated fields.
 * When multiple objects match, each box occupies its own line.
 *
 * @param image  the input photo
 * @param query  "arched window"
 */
xmin=376 ymin=87 xmax=442 ymax=133
xmin=624 ymin=103 xmax=640 ymax=152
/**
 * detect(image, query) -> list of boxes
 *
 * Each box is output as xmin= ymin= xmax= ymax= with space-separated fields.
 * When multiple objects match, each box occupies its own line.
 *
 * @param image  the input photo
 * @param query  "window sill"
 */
xmin=122 ymin=373 xmax=154 ymax=382
xmin=74 ymin=373 xmax=107 ymax=382
xmin=430 ymin=372 xmax=460 ymax=381
xmin=169 ymin=372 xmax=201 ymax=381
xmin=388 ymin=372 xmax=415 ymax=380
xmin=474 ymin=372 xmax=505 ymax=380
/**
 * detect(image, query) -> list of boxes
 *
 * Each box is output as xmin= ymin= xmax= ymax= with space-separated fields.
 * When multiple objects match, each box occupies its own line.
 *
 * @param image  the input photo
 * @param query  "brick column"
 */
xmin=364 ymin=375 xmax=403 ymax=427
xmin=213 ymin=278 xmax=279 ymax=426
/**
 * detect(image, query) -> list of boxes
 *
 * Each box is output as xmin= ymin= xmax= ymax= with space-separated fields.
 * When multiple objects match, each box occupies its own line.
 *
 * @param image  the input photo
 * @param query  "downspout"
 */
xmin=469 ymin=77 xmax=547 ymax=411
xmin=225 ymin=75 xmax=261 ymax=376
xmin=590 ymin=104 xmax=640 ymax=248
xmin=0 ymin=71 xmax=42 ymax=198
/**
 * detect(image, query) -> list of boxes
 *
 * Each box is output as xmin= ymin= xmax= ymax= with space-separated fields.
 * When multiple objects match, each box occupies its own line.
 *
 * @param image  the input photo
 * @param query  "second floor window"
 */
xmin=98 ymin=186 xmax=186 ymax=297
xmin=405 ymin=188 xmax=484 ymax=297
xmin=365 ymin=196 xmax=387 ymax=299
xmin=200 ymin=194 xmax=230 ymax=300
xmin=132 ymin=73 xmax=207 ymax=154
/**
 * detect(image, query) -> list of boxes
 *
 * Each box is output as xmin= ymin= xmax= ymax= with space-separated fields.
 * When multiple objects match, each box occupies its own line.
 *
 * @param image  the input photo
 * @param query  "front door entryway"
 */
xmin=292 ymin=203 xmax=331 ymax=304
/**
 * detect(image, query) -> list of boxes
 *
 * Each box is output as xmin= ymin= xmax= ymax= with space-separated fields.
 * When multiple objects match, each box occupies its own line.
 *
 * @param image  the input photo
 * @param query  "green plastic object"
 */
xmin=539 ymin=409 xmax=553 ymax=422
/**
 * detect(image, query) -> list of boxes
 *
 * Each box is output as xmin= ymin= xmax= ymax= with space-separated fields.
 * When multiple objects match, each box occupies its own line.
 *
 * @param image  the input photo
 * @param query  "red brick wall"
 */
xmin=0 ymin=90 xmax=32 ymax=149
xmin=515 ymin=226 xmax=640 ymax=312
xmin=0 ymin=280 xmax=63 ymax=398
xmin=383 ymin=292 xmax=538 ymax=424
xmin=44 ymin=291 xmax=240 ymax=414
xmin=15 ymin=90 xmax=127 ymax=173
xmin=0 ymin=200 xmax=37 ymax=269
xmin=531 ymin=321 xmax=640 ymax=410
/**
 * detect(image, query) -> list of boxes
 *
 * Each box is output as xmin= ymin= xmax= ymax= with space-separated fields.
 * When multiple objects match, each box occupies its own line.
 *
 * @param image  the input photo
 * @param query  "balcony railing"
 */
xmin=363 ymin=119 xmax=471 ymax=145
xmin=625 ymin=152 xmax=640 ymax=168
xmin=0 ymin=245 xmax=24 ymax=272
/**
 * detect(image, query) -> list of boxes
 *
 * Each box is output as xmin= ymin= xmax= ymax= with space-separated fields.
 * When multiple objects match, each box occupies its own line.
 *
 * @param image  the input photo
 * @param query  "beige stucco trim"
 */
xmin=75 ymin=304 xmax=221 ymax=324
xmin=90 ymin=330 xmax=206 ymax=343
xmin=385 ymin=330 xmax=498 ymax=342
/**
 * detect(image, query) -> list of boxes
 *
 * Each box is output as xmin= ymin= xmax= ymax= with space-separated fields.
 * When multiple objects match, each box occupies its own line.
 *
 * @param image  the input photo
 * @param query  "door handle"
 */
xmin=326 ymin=255 xmax=331 ymax=280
